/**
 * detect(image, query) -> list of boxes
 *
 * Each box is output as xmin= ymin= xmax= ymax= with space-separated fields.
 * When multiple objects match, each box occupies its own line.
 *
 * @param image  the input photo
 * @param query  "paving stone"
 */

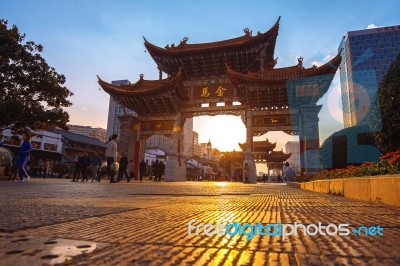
xmin=0 ymin=179 xmax=399 ymax=265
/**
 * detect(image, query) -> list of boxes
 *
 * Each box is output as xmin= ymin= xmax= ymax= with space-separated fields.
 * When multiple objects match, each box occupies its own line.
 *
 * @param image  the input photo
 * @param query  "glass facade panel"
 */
xmin=340 ymin=25 xmax=400 ymax=128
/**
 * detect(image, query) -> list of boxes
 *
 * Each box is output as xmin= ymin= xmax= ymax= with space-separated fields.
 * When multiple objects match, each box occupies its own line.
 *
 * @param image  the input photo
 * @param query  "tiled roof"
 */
xmin=53 ymin=129 xmax=106 ymax=147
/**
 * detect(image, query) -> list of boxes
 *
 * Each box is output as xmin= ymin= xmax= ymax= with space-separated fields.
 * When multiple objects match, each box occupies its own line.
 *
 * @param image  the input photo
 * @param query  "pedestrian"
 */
xmin=17 ymin=133 xmax=33 ymax=182
xmin=283 ymin=162 xmax=289 ymax=182
xmin=105 ymin=134 xmax=118 ymax=183
xmin=117 ymin=153 xmax=130 ymax=182
xmin=96 ymin=161 xmax=108 ymax=182
xmin=159 ymin=160 xmax=165 ymax=181
xmin=155 ymin=160 xmax=163 ymax=182
xmin=153 ymin=159 xmax=159 ymax=182
xmin=80 ymin=152 xmax=91 ymax=182
xmin=285 ymin=162 xmax=296 ymax=182
xmin=91 ymin=152 xmax=101 ymax=182
xmin=72 ymin=152 xmax=83 ymax=182
xmin=139 ymin=159 xmax=146 ymax=182
xmin=127 ymin=160 xmax=134 ymax=180
xmin=8 ymin=155 xmax=19 ymax=181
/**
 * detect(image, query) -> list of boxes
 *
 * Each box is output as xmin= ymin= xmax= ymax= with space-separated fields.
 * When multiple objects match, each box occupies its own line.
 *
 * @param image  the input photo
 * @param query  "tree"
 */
xmin=0 ymin=19 xmax=73 ymax=135
xmin=369 ymin=53 xmax=400 ymax=154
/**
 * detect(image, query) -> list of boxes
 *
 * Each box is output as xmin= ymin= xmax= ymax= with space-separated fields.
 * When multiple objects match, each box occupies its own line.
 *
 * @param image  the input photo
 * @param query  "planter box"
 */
xmin=329 ymin=179 xmax=343 ymax=195
xmin=314 ymin=180 xmax=330 ymax=193
xmin=293 ymin=175 xmax=400 ymax=207
xmin=343 ymin=178 xmax=371 ymax=201
xmin=370 ymin=177 xmax=400 ymax=206
xmin=304 ymin=182 xmax=314 ymax=191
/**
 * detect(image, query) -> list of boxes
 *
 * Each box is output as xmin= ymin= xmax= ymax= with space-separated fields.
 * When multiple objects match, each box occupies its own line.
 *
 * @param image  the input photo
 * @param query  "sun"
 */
xmin=194 ymin=115 xmax=246 ymax=151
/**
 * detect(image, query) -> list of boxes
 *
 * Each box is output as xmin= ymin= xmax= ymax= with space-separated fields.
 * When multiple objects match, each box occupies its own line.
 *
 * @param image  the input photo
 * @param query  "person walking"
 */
xmin=283 ymin=162 xmax=289 ymax=182
xmin=80 ymin=152 xmax=91 ymax=182
xmin=106 ymin=134 xmax=118 ymax=183
xmin=8 ymin=155 xmax=19 ymax=181
xmin=152 ymin=159 xmax=159 ymax=182
xmin=72 ymin=152 xmax=83 ymax=182
xmin=17 ymin=133 xmax=33 ymax=182
xmin=90 ymin=152 xmax=101 ymax=182
xmin=139 ymin=159 xmax=146 ymax=182
xmin=127 ymin=160 xmax=134 ymax=181
xmin=158 ymin=160 xmax=165 ymax=182
xmin=117 ymin=153 xmax=130 ymax=182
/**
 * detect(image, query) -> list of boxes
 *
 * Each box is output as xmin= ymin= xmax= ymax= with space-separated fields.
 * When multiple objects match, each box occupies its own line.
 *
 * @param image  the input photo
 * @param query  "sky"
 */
xmin=1 ymin=0 xmax=399 ymax=152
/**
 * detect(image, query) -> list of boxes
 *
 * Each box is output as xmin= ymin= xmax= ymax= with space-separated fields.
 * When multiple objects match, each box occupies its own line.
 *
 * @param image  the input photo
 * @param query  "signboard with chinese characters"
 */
xmin=193 ymin=79 xmax=234 ymax=100
xmin=141 ymin=120 xmax=175 ymax=131
xmin=253 ymin=115 xmax=292 ymax=127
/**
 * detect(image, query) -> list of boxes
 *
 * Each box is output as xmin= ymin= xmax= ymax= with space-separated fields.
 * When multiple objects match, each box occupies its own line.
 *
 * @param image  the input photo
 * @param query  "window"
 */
xmin=44 ymin=143 xmax=57 ymax=152
xmin=32 ymin=141 xmax=41 ymax=149
xmin=2 ymin=136 xmax=20 ymax=146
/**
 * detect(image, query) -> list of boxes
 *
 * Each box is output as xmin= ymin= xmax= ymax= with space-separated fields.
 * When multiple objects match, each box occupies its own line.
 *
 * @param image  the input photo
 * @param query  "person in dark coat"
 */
xmin=158 ymin=161 xmax=165 ymax=182
xmin=80 ymin=152 xmax=91 ymax=182
xmin=139 ymin=159 xmax=146 ymax=182
xmin=8 ymin=155 xmax=19 ymax=181
xmin=152 ymin=160 xmax=159 ymax=182
xmin=72 ymin=152 xmax=83 ymax=182
xmin=118 ymin=153 xmax=130 ymax=182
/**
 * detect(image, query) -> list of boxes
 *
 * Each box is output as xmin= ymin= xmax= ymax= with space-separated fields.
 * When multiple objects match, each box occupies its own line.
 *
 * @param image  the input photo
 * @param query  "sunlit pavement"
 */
xmin=0 ymin=179 xmax=399 ymax=265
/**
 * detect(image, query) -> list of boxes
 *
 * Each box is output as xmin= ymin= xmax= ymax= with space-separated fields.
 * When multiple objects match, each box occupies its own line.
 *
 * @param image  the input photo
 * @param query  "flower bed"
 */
xmin=311 ymin=149 xmax=400 ymax=181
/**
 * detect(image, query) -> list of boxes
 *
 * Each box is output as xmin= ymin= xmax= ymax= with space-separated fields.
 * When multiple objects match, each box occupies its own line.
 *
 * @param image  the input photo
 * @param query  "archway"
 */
xmin=98 ymin=18 xmax=340 ymax=182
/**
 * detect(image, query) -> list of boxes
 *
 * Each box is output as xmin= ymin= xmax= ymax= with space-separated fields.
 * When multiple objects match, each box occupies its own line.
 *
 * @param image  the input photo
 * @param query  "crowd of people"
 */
xmin=3 ymin=132 xmax=296 ymax=184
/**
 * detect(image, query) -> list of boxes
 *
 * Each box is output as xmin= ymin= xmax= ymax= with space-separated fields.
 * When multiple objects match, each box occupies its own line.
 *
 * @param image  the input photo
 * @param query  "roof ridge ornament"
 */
xmin=180 ymin=36 xmax=189 ymax=45
xmin=297 ymin=57 xmax=304 ymax=70
xmin=243 ymin=27 xmax=252 ymax=37
xmin=140 ymin=74 xmax=144 ymax=80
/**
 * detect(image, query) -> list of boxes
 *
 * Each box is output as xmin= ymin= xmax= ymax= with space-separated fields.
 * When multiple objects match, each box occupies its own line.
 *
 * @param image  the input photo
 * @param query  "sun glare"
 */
xmin=194 ymin=115 xmax=246 ymax=151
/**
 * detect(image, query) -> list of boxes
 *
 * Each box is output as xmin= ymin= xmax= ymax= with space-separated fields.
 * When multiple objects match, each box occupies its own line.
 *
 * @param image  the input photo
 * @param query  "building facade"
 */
xmin=339 ymin=25 xmax=400 ymax=127
xmin=285 ymin=141 xmax=300 ymax=170
xmin=106 ymin=80 xmax=137 ymax=138
xmin=53 ymin=129 xmax=106 ymax=162
xmin=192 ymin=131 xmax=203 ymax=157
xmin=68 ymin=124 xmax=107 ymax=143
xmin=1 ymin=129 xmax=63 ymax=172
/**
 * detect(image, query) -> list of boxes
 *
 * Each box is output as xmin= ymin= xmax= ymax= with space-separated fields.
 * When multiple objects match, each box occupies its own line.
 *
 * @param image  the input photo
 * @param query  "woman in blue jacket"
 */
xmin=18 ymin=133 xmax=33 ymax=182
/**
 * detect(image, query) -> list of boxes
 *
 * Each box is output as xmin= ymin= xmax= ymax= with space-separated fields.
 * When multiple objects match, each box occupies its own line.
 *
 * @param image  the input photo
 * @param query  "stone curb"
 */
xmin=287 ymin=175 xmax=400 ymax=207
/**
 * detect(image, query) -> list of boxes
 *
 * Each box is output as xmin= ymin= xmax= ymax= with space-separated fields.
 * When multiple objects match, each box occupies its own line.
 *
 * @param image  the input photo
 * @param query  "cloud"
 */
xmin=367 ymin=24 xmax=381 ymax=29
xmin=311 ymin=54 xmax=334 ymax=67
xmin=80 ymin=107 xmax=88 ymax=111
xmin=326 ymin=82 xmax=344 ymax=124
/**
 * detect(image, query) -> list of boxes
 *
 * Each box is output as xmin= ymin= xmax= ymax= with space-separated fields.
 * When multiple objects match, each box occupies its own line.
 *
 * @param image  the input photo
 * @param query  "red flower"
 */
xmin=381 ymin=152 xmax=397 ymax=160
xmin=389 ymin=156 xmax=400 ymax=165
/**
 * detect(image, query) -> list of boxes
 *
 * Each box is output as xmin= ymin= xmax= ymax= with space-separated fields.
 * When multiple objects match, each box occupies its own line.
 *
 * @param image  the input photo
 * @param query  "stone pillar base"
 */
xmin=165 ymin=154 xmax=186 ymax=182
xmin=243 ymin=159 xmax=257 ymax=184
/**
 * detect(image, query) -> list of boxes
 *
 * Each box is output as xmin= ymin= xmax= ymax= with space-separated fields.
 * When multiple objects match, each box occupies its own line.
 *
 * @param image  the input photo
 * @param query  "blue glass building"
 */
xmin=339 ymin=25 xmax=400 ymax=128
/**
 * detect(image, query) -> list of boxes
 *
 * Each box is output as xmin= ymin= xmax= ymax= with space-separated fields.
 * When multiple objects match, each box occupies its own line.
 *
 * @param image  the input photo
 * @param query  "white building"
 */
xmin=106 ymin=80 xmax=137 ymax=138
xmin=1 ymin=129 xmax=62 ymax=154
xmin=68 ymin=124 xmax=107 ymax=143
xmin=285 ymin=141 xmax=300 ymax=170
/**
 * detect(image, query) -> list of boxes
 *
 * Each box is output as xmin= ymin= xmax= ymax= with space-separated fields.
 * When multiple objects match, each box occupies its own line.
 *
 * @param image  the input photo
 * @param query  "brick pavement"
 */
xmin=0 ymin=179 xmax=399 ymax=265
